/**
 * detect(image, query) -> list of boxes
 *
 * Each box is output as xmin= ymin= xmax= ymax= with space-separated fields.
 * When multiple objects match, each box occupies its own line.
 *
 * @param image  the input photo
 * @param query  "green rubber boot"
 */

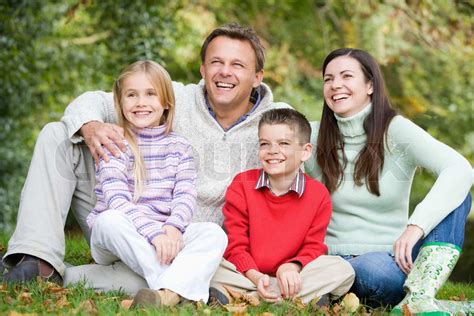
xmin=390 ymin=242 xmax=461 ymax=316
xmin=436 ymin=300 xmax=474 ymax=315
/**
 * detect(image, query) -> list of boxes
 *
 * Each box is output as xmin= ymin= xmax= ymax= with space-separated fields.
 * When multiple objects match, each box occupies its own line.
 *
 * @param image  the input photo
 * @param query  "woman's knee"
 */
xmin=349 ymin=252 xmax=405 ymax=306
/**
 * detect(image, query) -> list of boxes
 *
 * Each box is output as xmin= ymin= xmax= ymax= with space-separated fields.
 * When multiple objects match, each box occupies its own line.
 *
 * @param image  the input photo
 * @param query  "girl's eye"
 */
xmin=148 ymin=91 xmax=156 ymax=96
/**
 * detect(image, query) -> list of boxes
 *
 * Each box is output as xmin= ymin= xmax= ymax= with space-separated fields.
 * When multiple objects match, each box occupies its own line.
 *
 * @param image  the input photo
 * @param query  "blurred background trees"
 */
xmin=1 ymin=1 xmax=472 ymax=232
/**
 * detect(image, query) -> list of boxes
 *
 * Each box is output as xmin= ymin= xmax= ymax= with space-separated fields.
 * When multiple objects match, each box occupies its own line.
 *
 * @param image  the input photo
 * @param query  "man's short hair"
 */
xmin=258 ymin=108 xmax=312 ymax=143
xmin=200 ymin=22 xmax=265 ymax=72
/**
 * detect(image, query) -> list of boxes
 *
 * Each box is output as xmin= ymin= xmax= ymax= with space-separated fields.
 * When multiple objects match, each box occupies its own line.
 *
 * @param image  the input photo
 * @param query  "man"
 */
xmin=2 ymin=23 xmax=291 ymax=290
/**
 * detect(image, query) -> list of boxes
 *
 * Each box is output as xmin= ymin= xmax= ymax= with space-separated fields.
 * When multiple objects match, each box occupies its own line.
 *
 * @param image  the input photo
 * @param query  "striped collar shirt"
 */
xmin=205 ymin=88 xmax=261 ymax=131
xmin=255 ymin=169 xmax=306 ymax=197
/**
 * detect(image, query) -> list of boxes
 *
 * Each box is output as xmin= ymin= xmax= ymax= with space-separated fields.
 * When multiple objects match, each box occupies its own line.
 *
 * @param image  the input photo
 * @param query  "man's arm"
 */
xmin=61 ymin=90 xmax=126 ymax=163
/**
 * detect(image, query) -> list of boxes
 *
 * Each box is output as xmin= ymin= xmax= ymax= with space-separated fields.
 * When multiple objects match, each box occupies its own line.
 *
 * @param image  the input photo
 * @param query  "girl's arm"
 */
xmin=164 ymin=143 xmax=197 ymax=232
xmin=93 ymin=152 xmax=164 ymax=243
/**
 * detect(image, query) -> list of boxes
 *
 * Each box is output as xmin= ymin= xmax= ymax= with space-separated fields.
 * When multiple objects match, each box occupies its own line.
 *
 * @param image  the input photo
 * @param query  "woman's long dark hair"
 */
xmin=316 ymin=48 xmax=396 ymax=196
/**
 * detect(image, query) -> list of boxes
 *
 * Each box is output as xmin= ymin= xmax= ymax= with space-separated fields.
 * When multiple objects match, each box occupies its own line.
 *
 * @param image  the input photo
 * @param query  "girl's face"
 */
xmin=323 ymin=56 xmax=373 ymax=117
xmin=121 ymin=72 xmax=166 ymax=129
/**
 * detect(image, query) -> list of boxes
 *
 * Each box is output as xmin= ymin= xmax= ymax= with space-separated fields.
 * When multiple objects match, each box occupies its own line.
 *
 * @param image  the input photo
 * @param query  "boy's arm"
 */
xmin=287 ymin=191 xmax=332 ymax=267
xmin=222 ymin=178 xmax=259 ymax=274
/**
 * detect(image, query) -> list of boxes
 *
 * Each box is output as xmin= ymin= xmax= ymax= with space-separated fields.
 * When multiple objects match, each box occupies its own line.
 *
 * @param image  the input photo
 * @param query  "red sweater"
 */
xmin=223 ymin=169 xmax=332 ymax=276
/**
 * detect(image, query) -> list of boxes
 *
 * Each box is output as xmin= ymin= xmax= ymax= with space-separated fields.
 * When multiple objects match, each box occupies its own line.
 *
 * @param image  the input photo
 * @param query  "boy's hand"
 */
xmin=276 ymin=262 xmax=302 ymax=299
xmin=151 ymin=227 xmax=183 ymax=265
xmin=257 ymin=274 xmax=280 ymax=302
xmin=245 ymin=269 xmax=280 ymax=302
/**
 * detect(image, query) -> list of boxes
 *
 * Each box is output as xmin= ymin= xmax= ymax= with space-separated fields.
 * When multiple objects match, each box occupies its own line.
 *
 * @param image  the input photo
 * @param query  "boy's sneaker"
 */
xmin=208 ymin=287 xmax=231 ymax=306
xmin=132 ymin=288 xmax=181 ymax=308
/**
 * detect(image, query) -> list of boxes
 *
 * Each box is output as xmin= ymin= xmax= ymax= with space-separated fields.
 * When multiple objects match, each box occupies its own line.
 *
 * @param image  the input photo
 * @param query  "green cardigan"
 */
xmin=305 ymin=104 xmax=472 ymax=255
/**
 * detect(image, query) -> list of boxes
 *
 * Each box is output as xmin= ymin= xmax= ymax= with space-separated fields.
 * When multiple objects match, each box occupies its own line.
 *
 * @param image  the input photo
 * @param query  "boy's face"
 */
xmin=258 ymin=123 xmax=312 ymax=180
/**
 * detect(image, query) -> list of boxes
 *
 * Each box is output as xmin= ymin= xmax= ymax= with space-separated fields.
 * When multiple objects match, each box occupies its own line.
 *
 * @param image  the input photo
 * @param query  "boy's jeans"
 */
xmin=341 ymin=193 xmax=472 ymax=307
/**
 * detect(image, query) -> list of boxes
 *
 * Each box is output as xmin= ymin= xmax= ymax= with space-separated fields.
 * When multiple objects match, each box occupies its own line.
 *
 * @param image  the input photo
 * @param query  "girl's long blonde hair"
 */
xmin=113 ymin=60 xmax=175 ymax=201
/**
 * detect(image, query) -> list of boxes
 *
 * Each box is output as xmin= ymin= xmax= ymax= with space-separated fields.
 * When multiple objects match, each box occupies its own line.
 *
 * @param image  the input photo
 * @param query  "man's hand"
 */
xmin=276 ymin=262 xmax=302 ymax=299
xmin=151 ymin=229 xmax=182 ymax=266
xmin=245 ymin=269 xmax=280 ymax=302
xmin=80 ymin=121 xmax=126 ymax=164
xmin=394 ymin=224 xmax=424 ymax=274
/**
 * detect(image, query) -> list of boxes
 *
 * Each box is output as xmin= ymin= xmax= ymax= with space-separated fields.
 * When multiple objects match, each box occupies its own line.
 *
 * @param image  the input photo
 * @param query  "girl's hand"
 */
xmin=393 ymin=224 xmax=424 ymax=274
xmin=276 ymin=262 xmax=302 ymax=298
xmin=163 ymin=225 xmax=184 ymax=252
xmin=80 ymin=121 xmax=126 ymax=164
xmin=151 ymin=228 xmax=182 ymax=265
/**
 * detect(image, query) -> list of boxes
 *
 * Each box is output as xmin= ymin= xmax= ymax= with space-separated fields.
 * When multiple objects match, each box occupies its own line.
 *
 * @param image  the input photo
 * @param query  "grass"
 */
xmin=1 ymin=232 xmax=473 ymax=315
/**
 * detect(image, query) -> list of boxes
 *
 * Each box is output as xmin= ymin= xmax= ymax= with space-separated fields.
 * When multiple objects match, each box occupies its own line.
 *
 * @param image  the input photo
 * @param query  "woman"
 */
xmin=305 ymin=48 xmax=472 ymax=314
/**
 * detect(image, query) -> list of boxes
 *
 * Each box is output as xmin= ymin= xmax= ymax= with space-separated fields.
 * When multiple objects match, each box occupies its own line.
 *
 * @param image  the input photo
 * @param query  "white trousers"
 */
xmin=88 ymin=211 xmax=227 ymax=302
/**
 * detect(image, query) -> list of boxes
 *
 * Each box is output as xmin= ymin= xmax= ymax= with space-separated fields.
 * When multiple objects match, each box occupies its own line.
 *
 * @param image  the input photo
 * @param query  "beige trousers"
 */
xmin=3 ymin=122 xmax=95 ymax=275
xmin=210 ymin=256 xmax=355 ymax=304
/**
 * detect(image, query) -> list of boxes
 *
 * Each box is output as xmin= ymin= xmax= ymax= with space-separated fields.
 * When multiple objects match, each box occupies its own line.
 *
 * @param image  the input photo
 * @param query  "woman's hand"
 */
xmin=151 ymin=226 xmax=183 ymax=265
xmin=80 ymin=121 xmax=126 ymax=164
xmin=276 ymin=262 xmax=302 ymax=299
xmin=393 ymin=224 xmax=424 ymax=274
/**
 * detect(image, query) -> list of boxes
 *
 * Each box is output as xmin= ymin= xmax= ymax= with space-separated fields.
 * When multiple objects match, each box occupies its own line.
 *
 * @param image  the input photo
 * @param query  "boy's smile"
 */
xmin=258 ymin=123 xmax=312 ymax=185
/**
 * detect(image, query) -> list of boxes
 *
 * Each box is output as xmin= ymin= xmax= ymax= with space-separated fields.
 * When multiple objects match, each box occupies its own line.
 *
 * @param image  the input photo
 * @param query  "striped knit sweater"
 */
xmin=86 ymin=124 xmax=197 ymax=244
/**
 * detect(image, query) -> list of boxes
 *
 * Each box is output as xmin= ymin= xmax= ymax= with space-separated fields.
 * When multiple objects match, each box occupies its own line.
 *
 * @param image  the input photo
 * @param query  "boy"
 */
xmin=210 ymin=108 xmax=355 ymax=304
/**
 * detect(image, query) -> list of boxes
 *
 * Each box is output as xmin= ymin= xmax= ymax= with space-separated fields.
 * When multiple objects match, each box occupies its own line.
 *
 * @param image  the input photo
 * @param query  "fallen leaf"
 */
xmin=19 ymin=292 xmax=33 ymax=304
xmin=223 ymin=285 xmax=260 ymax=306
xmin=224 ymin=303 xmax=247 ymax=314
xmin=402 ymin=303 xmax=412 ymax=316
xmin=73 ymin=299 xmax=98 ymax=315
xmin=332 ymin=303 xmax=342 ymax=315
xmin=257 ymin=313 xmax=275 ymax=316
xmin=341 ymin=292 xmax=360 ymax=312
xmin=5 ymin=295 xmax=14 ymax=305
xmin=120 ymin=299 xmax=133 ymax=310
xmin=8 ymin=312 xmax=37 ymax=316
xmin=55 ymin=295 xmax=70 ymax=309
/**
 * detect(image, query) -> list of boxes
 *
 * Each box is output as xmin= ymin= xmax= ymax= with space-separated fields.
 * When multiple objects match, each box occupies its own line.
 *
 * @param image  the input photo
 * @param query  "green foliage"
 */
xmin=0 ymin=1 xmax=472 ymax=233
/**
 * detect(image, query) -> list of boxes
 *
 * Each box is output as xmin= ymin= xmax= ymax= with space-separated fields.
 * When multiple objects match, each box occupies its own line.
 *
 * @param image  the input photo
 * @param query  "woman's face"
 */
xmin=323 ymin=56 xmax=373 ymax=117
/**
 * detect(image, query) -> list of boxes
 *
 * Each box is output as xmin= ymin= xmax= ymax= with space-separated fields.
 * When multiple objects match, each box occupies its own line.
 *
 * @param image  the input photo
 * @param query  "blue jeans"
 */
xmin=341 ymin=193 xmax=472 ymax=307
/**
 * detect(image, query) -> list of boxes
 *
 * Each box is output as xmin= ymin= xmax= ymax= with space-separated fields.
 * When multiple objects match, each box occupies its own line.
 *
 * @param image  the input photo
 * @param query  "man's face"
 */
xmin=200 ymin=36 xmax=263 ymax=111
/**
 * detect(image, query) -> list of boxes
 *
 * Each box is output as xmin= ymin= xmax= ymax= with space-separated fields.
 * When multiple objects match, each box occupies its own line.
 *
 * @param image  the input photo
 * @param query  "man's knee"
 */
xmin=36 ymin=122 xmax=69 ymax=148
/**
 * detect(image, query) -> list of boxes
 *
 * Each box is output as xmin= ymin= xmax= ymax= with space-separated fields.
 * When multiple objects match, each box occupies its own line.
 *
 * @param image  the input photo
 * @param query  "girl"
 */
xmin=306 ymin=48 xmax=472 ymax=314
xmin=86 ymin=60 xmax=227 ymax=307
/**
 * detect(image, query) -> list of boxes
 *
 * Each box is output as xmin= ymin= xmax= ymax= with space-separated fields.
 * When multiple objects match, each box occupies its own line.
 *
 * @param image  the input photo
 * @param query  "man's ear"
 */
xmin=300 ymin=143 xmax=313 ymax=162
xmin=252 ymin=70 xmax=264 ymax=88
xmin=200 ymin=64 xmax=205 ymax=80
